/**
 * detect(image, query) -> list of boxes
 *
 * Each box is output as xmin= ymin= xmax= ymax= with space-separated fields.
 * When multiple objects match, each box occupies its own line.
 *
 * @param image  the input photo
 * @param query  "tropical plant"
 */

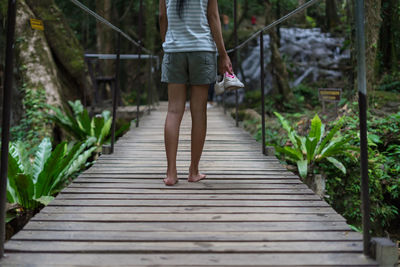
xmin=7 ymin=137 xmax=96 ymax=211
xmin=47 ymin=100 xmax=130 ymax=147
xmin=274 ymin=112 xmax=355 ymax=179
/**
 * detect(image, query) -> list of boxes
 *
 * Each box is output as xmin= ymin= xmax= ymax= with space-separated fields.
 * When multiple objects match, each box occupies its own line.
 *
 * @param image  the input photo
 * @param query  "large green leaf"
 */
xmin=98 ymin=118 xmax=112 ymax=146
xmin=76 ymin=109 xmax=92 ymax=136
xmin=297 ymin=159 xmax=308 ymax=179
xmin=47 ymin=105 xmax=83 ymax=140
xmin=282 ymin=146 xmax=303 ymax=161
xmin=68 ymin=100 xmax=84 ymax=116
xmin=32 ymin=138 xmax=52 ymax=182
xmin=34 ymin=142 xmax=68 ymax=198
xmin=14 ymin=174 xmax=37 ymax=210
xmin=101 ymin=110 xmax=111 ymax=121
xmin=65 ymin=146 xmax=96 ymax=177
xmin=320 ymin=137 xmax=352 ymax=159
xmin=326 ymin=157 xmax=346 ymax=174
xmin=49 ymin=138 xmax=96 ymax=194
xmin=317 ymin=117 xmax=344 ymax=155
xmin=7 ymin=151 xmax=24 ymax=205
xmin=9 ymin=142 xmax=30 ymax=175
xmin=6 ymin=179 xmax=18 ymax=204
xmin=274 ymin=112 xmax=293 ymax=134
xmin=309 ymin=114 xmax=322 ymax=142
xmin=305 ymin=136 xmax=318 ymax=163
xmin=51 ymin=145 xmax=97 ymax=194
xmin=34 ymin=196 xmax=55 ymax=206
xmin=93 ymin=116 xmax=105 ymax=140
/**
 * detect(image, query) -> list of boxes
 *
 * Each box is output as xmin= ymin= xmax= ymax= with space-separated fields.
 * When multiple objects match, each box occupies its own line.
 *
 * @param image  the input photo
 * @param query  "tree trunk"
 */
xmin=378 ymin=0 xmax=399 ymax=73
xmin=144 ymin=0 xmax=159 ymax=104
xmin=364 ymin=0 xmax=382 ymax=93
xmin=15 ymin=0 xmax=63 ymax=137
xmin=25 ymin=0 xmax=92 ymax=104
xmin=326 ymin=0 xmax=340 ymax=31
xmin=265 ymin=0 xmax=294 ymax=103
xmin=296 ymin=0 xmax=307 ymax=25
xmin=96 ymin=0 xmax=114 ymax=76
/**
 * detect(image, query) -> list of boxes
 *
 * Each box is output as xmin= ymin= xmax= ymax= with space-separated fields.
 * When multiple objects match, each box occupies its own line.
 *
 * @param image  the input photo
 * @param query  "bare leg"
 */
xmin=164 ymin=83 xmax=186 ymax=186
xmin=188 ymin=84 xmax=208 ymax=182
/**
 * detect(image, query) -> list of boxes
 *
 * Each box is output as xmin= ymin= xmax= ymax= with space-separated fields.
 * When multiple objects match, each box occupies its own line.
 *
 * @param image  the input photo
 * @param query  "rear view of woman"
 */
xmin=159 ymin=0 xmax=232 ymax=185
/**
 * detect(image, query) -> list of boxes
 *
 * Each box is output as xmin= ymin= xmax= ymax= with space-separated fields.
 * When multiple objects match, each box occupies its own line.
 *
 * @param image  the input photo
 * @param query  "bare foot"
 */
xmin=188 ymin=168 xmax=206 ymax=182
xmin=163 ymin=176 xmax=179 ymax=186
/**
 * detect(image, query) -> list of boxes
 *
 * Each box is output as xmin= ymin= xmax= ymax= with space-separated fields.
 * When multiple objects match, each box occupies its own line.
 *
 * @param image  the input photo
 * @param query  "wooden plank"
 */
xmin=11 ymin=230 xmax=363 ymax=242
xmin=47 ymin=199 xmax=329 ymax=207
xmin=67 ymin=183 xmax=309 ymax=189
xmin=74 ymin=178 xmax=301 ymax=184
xmin=56 ymin=193 xmax=319 ymax=200
xmin=0 ymin=253 xmax=377 ymax=266
xmin=60 ymin=188 xmax=315 ymax=195
xmin=31 ymin=213 xmax=345 ymax=222
xmin=40 ymin=206 xmax=337 ymax=214
xmin=22 ymin=221 xmax=351 ymax=232
xmin=5 ymin=240 xmax=364 ymax=253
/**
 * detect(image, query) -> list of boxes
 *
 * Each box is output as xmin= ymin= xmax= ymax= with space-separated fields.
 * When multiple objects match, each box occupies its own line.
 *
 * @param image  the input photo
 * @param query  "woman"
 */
xmin=159 ymin=0 xmax=232 ymax=186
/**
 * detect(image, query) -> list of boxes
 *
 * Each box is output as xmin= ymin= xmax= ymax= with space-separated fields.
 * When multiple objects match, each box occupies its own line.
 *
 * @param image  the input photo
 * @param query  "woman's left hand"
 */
xmin=219 ymin=54 xmax=233 ymax=75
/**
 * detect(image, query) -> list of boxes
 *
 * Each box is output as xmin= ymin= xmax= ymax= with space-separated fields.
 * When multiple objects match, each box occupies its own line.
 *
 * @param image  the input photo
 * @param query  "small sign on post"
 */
xmin=319 ymin=88 xmax=342 ymax=114
xmin=30 ymin=19 xmax=44 ymax=31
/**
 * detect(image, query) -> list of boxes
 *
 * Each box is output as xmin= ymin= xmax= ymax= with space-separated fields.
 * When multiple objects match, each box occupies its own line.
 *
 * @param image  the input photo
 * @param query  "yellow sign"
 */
xmin=319 ymin=88 xmax=342 ymax=102
xmin=30 ymin=19 xmax=44 ymax=31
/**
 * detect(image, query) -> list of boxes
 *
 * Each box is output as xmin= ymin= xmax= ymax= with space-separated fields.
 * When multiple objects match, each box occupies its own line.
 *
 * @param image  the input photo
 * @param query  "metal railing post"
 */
xmin=147 ymin=57 xmax=151 ymax=115
xmin=136 ymin=0 xmax=143 ymax=127
xmin=234 ymin=0 xmax=239 ymax=127
xmin=355 ymin=0 xmax=370 ymax=255
xmin=1 ymin=0 xmax=17 ymax=258
xmin=260 ymin=32 xmax=266 ymax=155
xmin=110 ymin=33 xmax=121 ymax=153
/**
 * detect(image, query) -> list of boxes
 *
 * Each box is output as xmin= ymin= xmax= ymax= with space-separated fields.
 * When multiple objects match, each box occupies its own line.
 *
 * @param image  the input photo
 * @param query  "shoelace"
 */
xmin=225 ymin=72 xmax=235 ymax=79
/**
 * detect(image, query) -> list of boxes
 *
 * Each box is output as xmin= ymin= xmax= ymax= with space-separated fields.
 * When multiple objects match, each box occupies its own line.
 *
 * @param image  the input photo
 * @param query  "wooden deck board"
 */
xmin=1 ymin=103 xmax=377 ymax=266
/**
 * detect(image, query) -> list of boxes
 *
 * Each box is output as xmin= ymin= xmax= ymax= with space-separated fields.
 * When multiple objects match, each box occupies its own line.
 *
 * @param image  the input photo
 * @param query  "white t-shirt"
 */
xmin=163 ymin=0 xmax=217 ymax=52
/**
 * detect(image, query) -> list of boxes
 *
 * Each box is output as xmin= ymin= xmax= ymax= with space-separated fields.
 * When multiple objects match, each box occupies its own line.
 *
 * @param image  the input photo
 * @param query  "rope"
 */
xmin=227 ymin=0 xmax=322 ymax=53
xmin=68 ymin=0 xmax=152 ymax=54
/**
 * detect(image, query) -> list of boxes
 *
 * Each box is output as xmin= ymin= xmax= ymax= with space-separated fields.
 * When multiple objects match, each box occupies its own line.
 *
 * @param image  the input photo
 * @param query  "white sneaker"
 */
xmin=224 ymin=72 xmax=244 ymax=91
xmin=214 ymin=72 xmax=244 ymax=96
xmin=215 ymin=75 xmax=225 ymax=95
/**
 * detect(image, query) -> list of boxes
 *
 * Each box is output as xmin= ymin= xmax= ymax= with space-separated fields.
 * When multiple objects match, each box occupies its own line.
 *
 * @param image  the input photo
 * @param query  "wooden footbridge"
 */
xmin=1 ymin=103 xmax=377 ymax=266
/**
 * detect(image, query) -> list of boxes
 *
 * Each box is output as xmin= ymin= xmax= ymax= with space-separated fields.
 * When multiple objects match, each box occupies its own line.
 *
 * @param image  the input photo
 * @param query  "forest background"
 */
xmin=0 ymin=0 xmax=399 ymax=242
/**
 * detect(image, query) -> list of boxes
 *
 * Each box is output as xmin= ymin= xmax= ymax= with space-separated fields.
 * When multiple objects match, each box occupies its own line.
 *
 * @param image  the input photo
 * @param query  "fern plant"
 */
xmin=47 ymin=100 xmax=130 ymax=147
xmin=274 ymin=112 xmax=356 ymax=179
xmin=7 ymin=137 xmax=96 ymax=211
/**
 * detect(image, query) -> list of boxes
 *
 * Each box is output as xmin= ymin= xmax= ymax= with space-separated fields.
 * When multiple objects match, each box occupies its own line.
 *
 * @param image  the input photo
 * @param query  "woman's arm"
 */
xmin=207 ymin=0 xmax=233 ymax=74
xmin=159 ymin=0 xmax=168 ymax=43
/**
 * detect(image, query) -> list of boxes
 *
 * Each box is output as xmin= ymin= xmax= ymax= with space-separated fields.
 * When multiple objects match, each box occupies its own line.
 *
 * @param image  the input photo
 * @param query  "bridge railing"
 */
xmin=0 ymin=0 xmax=156 ymax=257
xmin=224 ymin=0 xmax=371 ymax=256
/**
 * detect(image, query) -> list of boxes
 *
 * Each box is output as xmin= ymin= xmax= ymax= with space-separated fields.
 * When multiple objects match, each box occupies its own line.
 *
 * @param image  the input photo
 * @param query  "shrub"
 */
xmin=7 ymin=137 xmax=96 ymax=211
xmin=274 ymin=112 xmax=355 ymax=179
xmin=48 ymin=100 xmax=130 ymax=147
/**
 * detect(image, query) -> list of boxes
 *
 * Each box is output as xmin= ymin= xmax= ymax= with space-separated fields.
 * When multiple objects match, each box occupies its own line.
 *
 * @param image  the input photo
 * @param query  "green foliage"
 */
xmin=274 ymin=112 xmax=354 ymax=179
xmin=292 ymin=84 xmax=320 ymax=108
xmin=324 ymin=111 xmax=400 ymax=234
xmin=7 ymin=137 xmax=96 ymax=211
xmin=48 ymin=100 xmax=130 ymax=147
xmin=10 ymin=85 xmax=51 ymax=148
xmin=306 ymin=15 xmax=317 ymax=28
xmin=378 ymin=72 xmax=400 ymax=93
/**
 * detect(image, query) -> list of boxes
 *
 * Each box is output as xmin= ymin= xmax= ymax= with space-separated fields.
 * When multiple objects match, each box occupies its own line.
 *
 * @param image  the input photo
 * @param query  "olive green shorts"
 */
xmin=161 ymin=52 xmax=217 ymax=85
